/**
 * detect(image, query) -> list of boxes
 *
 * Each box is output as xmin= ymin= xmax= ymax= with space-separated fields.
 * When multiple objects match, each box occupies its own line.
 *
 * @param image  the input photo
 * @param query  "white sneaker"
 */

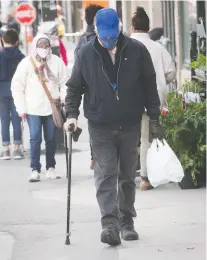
xmin=13 ymin=149 xmax=24 ymax=160
xmin=46 ymin=168 xmax=60 ymax=179
xmin=0 ymin=150 xmax=11 ymax=160
xmin=28 ymin=171 xmax=40 ymax=182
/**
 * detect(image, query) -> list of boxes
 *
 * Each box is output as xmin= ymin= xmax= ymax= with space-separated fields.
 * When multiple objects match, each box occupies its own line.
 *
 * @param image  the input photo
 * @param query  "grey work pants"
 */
xmin=89 ymin=124 xmax=141 ymax=220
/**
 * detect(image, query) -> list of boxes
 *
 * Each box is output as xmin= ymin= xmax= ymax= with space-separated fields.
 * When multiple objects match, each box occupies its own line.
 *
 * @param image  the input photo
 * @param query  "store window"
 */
xmin=181 ymin=0 xmax=197 ymax=65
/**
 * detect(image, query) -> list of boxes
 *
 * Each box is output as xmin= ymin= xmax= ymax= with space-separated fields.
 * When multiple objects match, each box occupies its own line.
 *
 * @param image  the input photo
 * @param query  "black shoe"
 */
xmin=120 ymin=218 xmax=139 ymax=241
xmin=101 ymin=217 xmax=121 ymax=246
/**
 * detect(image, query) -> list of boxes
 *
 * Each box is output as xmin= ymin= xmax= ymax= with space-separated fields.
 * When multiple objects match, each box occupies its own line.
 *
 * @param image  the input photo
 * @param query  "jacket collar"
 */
xmin=131 ymin=32 xmax=150 ymax=41
xmin=86 ymin=25 xmax=95 ymax=33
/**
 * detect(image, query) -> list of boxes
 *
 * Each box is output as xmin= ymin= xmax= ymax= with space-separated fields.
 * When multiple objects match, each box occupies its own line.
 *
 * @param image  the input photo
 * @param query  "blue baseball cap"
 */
xmin=95 ymin=8 xmax=119 ymax=39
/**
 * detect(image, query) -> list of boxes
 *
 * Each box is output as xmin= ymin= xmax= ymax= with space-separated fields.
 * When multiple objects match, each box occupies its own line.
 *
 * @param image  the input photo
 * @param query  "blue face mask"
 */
xmin=99 ymin=37 xmax=118 ymax=49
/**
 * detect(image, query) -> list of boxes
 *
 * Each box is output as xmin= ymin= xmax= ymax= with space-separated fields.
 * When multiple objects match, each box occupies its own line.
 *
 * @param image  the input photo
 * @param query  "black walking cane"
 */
xmin=65 ymin=123 xmax=82 ymax=245
xmin=64 ymin=131 xmax=69 ymax=178
xmin=61 ymin=105 xmax=69 ymax=178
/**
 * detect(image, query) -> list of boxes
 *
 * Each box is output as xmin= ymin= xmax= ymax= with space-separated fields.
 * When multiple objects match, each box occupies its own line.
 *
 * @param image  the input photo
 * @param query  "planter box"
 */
xmin=179 ymin=168 xmax=206 ymax=189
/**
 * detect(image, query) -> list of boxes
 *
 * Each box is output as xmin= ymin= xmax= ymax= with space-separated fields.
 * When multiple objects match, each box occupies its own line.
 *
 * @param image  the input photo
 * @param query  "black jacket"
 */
xmin=65 ymin=33 xmax=160 ymax=129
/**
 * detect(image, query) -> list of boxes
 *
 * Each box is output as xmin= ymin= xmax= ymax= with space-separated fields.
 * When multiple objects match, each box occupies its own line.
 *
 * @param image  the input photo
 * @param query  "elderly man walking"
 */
xmin=64 ymin=8 xmax=163 ymax=246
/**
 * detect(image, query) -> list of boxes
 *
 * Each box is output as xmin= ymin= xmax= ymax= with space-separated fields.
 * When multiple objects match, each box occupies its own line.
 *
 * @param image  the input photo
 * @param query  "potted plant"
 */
xmin=191 ymin=53 xmax=206 ymax=80
xmin=161 ymin=87 xmax=206 ymax=189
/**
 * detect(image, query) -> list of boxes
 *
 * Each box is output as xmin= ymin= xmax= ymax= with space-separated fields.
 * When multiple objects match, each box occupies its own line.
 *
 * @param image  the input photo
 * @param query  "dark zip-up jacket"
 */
xmin=65 ymin=33 xmax=160 ymax=129
xmin=0 ymin=47 xmax=25 ymax=98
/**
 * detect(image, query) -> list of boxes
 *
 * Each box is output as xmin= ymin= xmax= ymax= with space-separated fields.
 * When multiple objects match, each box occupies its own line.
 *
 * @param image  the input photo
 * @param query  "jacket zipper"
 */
xmin=93 ymin=46 xmax=114 ymax=88
xmin=116 ymin=45 xmax=126 ymax=100
xmin=92 ymin=43 xmax=127 ymax=101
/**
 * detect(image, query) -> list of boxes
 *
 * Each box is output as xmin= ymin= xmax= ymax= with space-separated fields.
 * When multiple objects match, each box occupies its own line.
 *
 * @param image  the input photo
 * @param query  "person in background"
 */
xmin=148 ymin=27 xmax=164 ymax=41
xmin=64 ymin=8 xmax=163 ymax=246
xmin=8 ymin=18 xmax=23 ymax=49
xmin=7 ymin=17 xmax=21 ymax=35
xmin=75 ymin=4 xmax=103 ymax=57
xmin=0 ymin=29 xmax=25 ymax=160
xmin=131 ymin=7 xmax=176 ymax=191
xmin=75 ymin=4 xmax=104 ymax=170
xmin=11 ymin=34 xmax=68 ymax=182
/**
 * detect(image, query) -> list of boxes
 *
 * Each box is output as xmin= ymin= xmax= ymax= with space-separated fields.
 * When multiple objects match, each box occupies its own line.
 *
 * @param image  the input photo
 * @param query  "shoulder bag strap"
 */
xmin=30 ymin=57 xmax=54 ymax=105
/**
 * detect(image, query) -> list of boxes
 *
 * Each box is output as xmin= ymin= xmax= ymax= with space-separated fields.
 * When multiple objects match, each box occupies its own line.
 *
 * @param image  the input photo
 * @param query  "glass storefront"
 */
xmin=181 ymin=0 xmax=197 ymax=65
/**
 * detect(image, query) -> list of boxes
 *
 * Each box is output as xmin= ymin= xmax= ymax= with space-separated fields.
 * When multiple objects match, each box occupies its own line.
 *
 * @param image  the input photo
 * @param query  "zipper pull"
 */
xmin=115 ymin=89 xmax=119 ymax=100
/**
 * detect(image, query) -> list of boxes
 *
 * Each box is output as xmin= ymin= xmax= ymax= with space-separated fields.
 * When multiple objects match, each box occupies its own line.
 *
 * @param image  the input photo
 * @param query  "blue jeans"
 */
xmin=27 ymin=115 xmax=56 ymax=172
xmin=0 ymin=97 xmax=22 ymax=146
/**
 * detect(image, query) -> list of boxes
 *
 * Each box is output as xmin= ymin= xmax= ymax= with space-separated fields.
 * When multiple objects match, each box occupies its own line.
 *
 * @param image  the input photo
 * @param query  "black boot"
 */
xmin=120 ymin=217 xmax=139 ymax=241
xmin=101 ymin=217 xmax=121 ymax=246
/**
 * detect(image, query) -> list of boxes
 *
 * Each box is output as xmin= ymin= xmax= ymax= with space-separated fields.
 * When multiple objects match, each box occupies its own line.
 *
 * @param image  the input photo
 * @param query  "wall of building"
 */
xmin=120 ymin=0 xmax=163 ymax=35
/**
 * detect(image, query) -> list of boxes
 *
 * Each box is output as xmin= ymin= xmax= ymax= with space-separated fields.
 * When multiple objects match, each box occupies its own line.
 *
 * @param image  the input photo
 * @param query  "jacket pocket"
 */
xmin=84 ymin=93 xmax=101 ymax=114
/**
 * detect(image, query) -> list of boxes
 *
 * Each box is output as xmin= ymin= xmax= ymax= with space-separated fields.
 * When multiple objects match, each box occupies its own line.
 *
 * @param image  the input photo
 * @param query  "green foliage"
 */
xmin=181 ymin=79 xmax=203 ymax=93
xmin=161 ymin=91 xmax=206 ymax=186
xmin=190 ymin=53 xmax=206 ymax=71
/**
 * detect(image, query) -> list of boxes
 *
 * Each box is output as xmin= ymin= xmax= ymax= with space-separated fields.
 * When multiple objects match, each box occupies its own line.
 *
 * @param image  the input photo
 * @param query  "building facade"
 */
xmin=162 ymin=0 xmax=206 ymax=83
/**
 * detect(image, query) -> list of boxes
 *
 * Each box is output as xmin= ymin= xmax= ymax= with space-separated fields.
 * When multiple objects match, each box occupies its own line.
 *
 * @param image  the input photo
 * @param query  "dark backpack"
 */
xmin=81 ymin=31 xmax=95 ymax=45
xmin=74 ymin=31 xmax=95 ymax=58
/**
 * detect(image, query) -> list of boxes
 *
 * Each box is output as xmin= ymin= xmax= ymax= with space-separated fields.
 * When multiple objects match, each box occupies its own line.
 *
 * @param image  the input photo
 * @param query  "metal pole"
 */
xmin=25 ymin=25 xmax=28 ymax=55
xmin=174 ymin=0 xmax=182 ymax=88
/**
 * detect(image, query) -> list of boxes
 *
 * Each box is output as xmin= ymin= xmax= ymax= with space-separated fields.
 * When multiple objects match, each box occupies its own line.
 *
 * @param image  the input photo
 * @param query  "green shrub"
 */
xmin=181 ymin=79 xmax=203 ymax=93
xmin=190 ymin=53 xmax=206 ymax=71
xmin=161 ymin=91 xmax=206 ymax=186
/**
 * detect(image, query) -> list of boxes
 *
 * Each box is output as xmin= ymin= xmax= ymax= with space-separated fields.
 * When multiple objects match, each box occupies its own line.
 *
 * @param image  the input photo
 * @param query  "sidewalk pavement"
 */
xmin=0 ymin=106 xmax=206 ymax=260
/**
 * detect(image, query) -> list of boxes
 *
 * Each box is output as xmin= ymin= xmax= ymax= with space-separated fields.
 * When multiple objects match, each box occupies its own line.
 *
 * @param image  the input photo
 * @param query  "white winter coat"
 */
xmin=131 ymin=33 xmax=176 ymax=108
xmin=11 ymin=35 xmax=68 ymax=116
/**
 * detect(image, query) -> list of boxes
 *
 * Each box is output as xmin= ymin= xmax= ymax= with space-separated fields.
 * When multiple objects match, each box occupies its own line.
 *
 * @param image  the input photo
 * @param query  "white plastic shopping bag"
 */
xmin=146 ymin=139 xmax=184 ymax=187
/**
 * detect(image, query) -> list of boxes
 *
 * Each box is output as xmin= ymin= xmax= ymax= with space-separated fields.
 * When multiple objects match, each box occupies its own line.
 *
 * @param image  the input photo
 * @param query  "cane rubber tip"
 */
xmin=65 ymin=237 xmax=70 ymax=245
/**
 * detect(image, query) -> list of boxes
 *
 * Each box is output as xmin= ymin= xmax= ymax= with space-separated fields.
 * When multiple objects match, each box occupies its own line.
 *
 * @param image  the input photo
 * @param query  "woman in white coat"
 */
xmin=11 ymin=34 xmax=68 ymax=182
xmin=131 ymin=7 xmax=176 ymax=190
